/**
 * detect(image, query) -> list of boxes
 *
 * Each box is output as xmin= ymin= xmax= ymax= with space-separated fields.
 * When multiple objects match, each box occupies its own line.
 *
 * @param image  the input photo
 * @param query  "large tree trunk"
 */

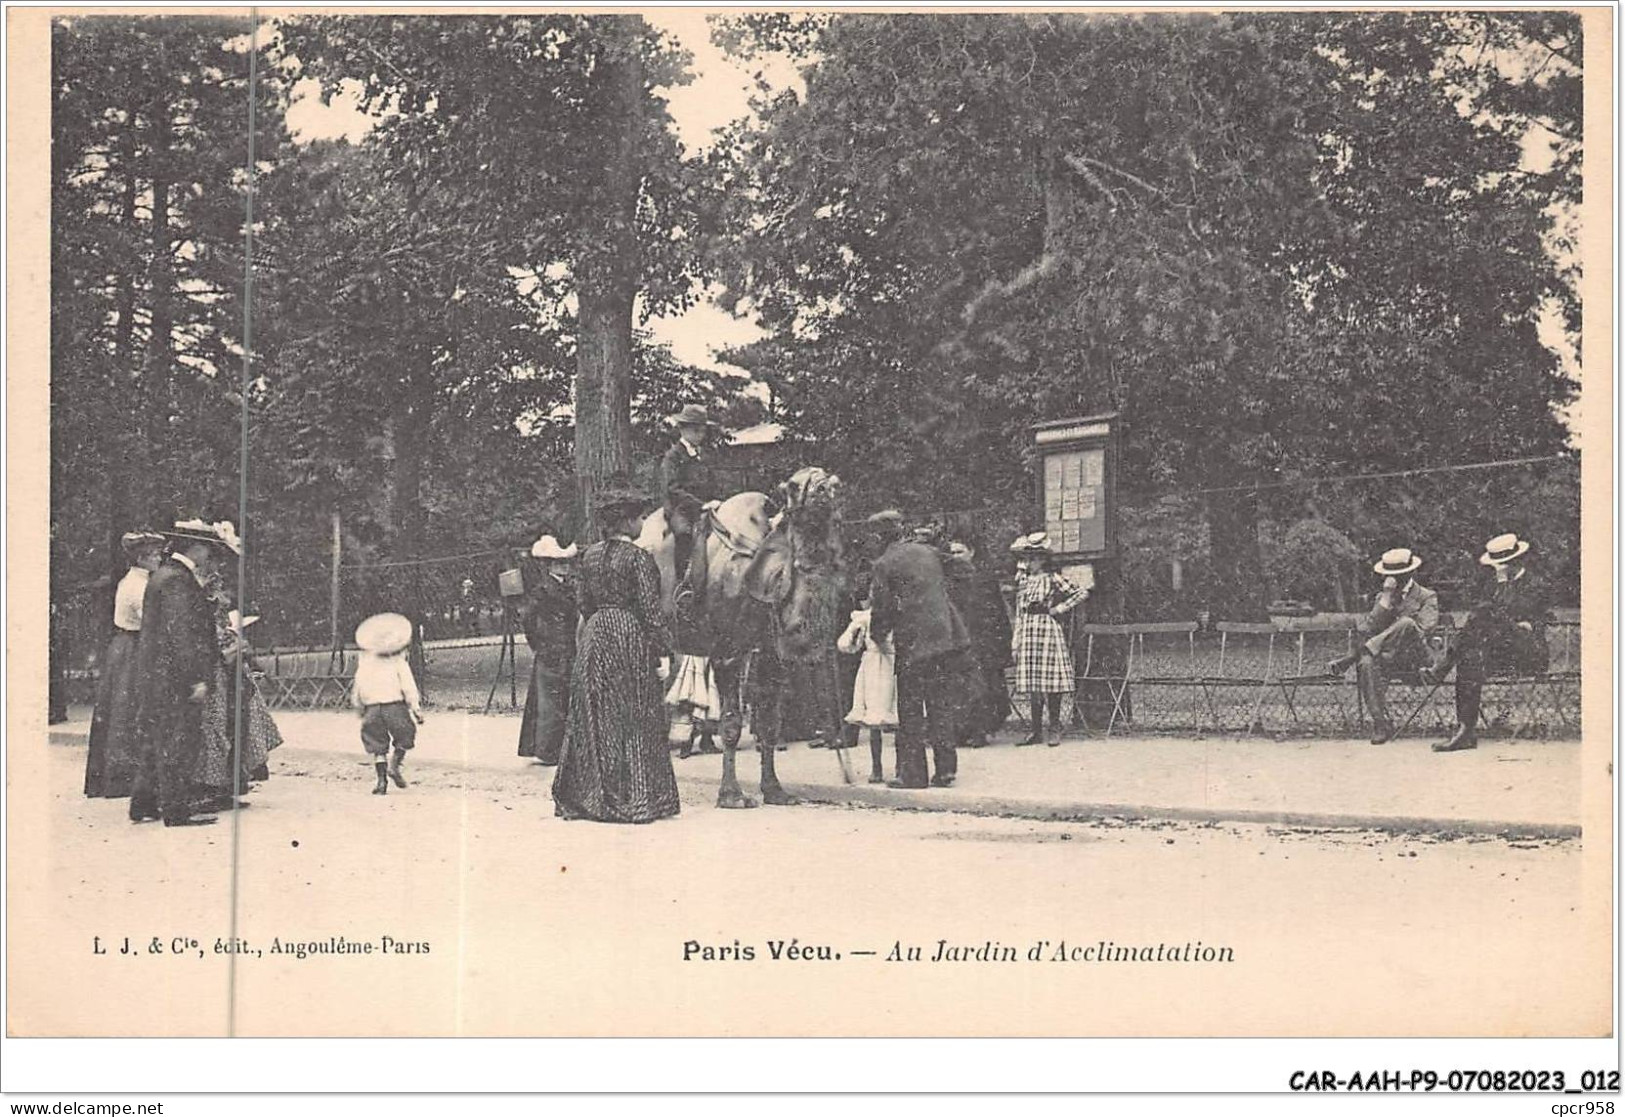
xmin=571 ymin=19 xmax=643 ymax=543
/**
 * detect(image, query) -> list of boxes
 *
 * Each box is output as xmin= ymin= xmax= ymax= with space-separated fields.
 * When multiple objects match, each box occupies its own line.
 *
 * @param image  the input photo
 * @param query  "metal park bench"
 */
xmin=260 ymin=645 xmax=356 ymax=710
xmin=1001 ymin=613 xmax=1578 ymax=740
xmin=1272 ymin=613 xmax=1364 ymax=736
xmin=1201 ymin=622 xmax=1279 ymax=734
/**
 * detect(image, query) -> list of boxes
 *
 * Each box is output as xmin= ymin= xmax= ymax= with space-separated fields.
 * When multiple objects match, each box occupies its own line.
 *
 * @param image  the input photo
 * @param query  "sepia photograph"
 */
xmin=3 ymin=0 xmax=1615 ymax=1088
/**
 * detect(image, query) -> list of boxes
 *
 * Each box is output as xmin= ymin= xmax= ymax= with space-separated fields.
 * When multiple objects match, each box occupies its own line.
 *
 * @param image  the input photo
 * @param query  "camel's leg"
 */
xmin=758 ymin=683 xmax=798 ymax=806
xmin=713 ymin=659 xmax=757 ymax=810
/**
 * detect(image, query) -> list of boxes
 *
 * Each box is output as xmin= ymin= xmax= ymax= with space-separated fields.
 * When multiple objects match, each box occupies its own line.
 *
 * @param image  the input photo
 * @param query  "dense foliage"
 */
xmin=49 ymin=12 xmax=1583 ymax=650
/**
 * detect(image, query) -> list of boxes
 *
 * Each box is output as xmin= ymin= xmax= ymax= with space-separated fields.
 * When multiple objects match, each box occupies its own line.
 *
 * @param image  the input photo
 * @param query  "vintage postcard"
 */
xmin=4 ymin=2 xmax=1615 ymax=1069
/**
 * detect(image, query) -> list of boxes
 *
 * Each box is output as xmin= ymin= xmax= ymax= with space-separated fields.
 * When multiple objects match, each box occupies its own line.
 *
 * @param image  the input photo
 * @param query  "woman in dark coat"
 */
xmin=552 ymin=486 xmax=680 ymax=824
xmin=517 ymin=535 xmax=579 ymax=765
xmin=84 ymin=532 xmax=166 ymax=797
xmin=945 ymin=540 xmax=1015 ymax=746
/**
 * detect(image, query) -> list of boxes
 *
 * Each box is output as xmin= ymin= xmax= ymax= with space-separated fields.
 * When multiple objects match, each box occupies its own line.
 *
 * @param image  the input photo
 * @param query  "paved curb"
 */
xmin=766 ymin=782 xmax=1582 ymax=841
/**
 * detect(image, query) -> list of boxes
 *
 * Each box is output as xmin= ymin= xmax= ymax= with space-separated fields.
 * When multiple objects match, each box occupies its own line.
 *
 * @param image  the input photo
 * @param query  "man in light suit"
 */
xmin=867 ymin=511 xmax=972 ymax=789
xmin=1329 ymin=547 xmax=1440 ymax=743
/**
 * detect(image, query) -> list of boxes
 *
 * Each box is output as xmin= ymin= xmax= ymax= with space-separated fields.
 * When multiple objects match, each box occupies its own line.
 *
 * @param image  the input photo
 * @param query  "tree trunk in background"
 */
xmin=571 ymin=19 xmax=643 ymax=544
xmin=1205 ymin=488 xmax=1265 ymax=620
xmin=143 ymin=92 xmax=173 ymax=526
xmin=108 ymin=130 xmax=141 ymax=575
xmin=386 ymin=386 xmax=429 ymax=561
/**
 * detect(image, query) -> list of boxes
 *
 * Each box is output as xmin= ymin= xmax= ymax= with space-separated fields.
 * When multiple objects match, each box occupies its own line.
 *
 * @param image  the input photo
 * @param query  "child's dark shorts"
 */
xmin=361 ymin=701 xmax=416 ymax=756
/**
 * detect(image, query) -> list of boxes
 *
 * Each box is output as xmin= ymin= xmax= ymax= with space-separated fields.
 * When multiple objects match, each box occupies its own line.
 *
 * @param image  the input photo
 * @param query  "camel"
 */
xmin=635 ymin=467 xmax=848 ymax=807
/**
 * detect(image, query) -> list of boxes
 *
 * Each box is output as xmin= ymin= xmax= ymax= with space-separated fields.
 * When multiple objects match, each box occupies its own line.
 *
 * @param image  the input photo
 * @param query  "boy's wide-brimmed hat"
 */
xmin=1010 ymin=532 xmax=1052 ymax=554
xmin=120 ymin=530 xmax=165 ymax=554
xmin=355 ymin=612 xmax=412 ymax=654
xmin=865 ymin=509 xmax=904 ymax=528
xmin=1480 ymin=532 xmax=1531 ymax=567
xmin=530 ymin=534 xmax=578 ymax=560
xmin=593 ymin=480 xmax=655 ymax=516
xmin=666 ymin=403 xmax=719 ymax=428
xmin=1373 ymin=547 xmax=1423 ymax=577
xmin=163 ymin=519 xmax=242 ymax=556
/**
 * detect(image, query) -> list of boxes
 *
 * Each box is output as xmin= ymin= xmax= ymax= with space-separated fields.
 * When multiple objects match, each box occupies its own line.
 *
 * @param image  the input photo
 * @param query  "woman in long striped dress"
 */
xmin=1010 ymin=533 xmax=1087 ymax=747
xmin=192 ymin=589 xmax=281 ymax=809
xmin=552 ymin=486 xmax=680 ymax=824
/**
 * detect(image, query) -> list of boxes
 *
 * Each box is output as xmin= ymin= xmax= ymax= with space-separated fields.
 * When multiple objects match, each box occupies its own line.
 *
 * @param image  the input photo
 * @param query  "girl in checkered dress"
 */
xmin=1011 ymin=534 xmax=1087 ymax=746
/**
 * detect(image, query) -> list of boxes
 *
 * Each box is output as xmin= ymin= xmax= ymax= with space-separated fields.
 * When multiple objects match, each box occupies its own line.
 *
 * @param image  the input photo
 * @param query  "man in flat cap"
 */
xmin=866 ymin=510 xmax=972 ymax=788
xmin=1329 ymin=547 xmax=1440 ymax=743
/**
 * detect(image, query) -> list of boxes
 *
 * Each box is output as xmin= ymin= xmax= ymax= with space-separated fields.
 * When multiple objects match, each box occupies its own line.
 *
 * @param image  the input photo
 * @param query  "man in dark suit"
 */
xmin=1425 ymin=533 xmax=1550 ymax=753
xmin=867 ymin=511 xmax=972 ymax=789
xmin=128 ymin=520 xmax=240 ymax=827
xmin=1329 ymin=547 xmax=1441 ymax=743
xmin=659 ymin=403 xmax=720 ymax=605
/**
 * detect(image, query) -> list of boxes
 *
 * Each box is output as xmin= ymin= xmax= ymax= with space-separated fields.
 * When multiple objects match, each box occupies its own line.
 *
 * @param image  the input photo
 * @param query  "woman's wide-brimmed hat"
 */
xmin=120 ymin=530 xmax=165 ymax=554
xmin=162 ymin=519 xmax=242 ymax=556
xmin=1480 ymin=533 xmax=1531 ymax=567
xmin=666 ymin=403 xmax=719 ymax=428
xmin=530 ymin=534 xmax=578 ymax=560
xmin=355 ymin=612 xmax=413 ymax=654
xmin=1373 ymin=547 xmax=1422 ymax=577
xmin=1010 ymin=532 xmax=1052 ymax=554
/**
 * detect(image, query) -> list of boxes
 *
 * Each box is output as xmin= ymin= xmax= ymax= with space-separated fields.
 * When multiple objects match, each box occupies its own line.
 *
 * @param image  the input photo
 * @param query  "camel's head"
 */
xmin=744 ymin=467 xmax=847 ymax=662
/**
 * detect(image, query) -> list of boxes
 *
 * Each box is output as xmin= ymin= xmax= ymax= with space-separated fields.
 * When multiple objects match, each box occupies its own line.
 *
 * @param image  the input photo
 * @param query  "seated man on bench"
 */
xmin=1423 ymin=533 xmax=1549 ymax=753
xmin=1329 ymin=547 xmax=1439 ymax=743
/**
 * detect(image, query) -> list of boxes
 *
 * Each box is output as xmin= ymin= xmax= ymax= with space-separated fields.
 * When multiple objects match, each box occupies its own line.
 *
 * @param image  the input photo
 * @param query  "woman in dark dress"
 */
xmin=552 ymin=486 xmax=680 ymax=824
xmin=84 ymin=532 xmax=166 ymax=797
xmin=517 ymin=535 xmax=579 ymax=765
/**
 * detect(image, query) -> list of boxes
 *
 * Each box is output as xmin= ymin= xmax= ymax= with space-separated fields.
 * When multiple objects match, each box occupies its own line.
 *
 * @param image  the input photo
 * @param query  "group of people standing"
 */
xmin=839 ymin=514 xmax=1089 ymax=790
xmin=83 ymin=520 xmax=282 ymax=827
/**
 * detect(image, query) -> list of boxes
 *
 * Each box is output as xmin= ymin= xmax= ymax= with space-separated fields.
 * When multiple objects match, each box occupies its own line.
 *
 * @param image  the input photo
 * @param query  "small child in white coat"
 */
xmin=837 ymin=588 xmax=898 ymax=784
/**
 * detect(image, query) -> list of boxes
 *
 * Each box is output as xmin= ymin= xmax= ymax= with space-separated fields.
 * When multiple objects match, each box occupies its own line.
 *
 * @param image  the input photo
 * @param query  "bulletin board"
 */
xmin=1033 ymin=413 xmax=1117 ymax=562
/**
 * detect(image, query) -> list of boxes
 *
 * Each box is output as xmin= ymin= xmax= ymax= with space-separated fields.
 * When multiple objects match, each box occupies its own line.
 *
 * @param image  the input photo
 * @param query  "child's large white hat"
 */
xmin=530 ymin=534 xmax=578 ymax=560
xmin=356 ymin=612 xmax=412 ymax=654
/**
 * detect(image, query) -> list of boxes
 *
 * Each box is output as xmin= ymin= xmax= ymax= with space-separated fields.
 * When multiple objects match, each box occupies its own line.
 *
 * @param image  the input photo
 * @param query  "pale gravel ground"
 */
xmin=14 ymin=731 xmax=1601 ymax=1040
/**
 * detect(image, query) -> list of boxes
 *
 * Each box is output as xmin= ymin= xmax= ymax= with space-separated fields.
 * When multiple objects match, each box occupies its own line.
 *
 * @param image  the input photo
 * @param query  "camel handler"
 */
xmin=659 ymin=403 xmax=723 ymax=610
xmin=1328 ymin=547 xmax=1440 ymax=743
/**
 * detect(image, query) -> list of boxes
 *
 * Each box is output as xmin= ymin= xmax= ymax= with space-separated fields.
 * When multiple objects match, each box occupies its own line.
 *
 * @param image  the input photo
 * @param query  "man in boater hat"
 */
xmin=1328 ymin=547 xmax=1439 ymax=743
xmin=659 ymin=403 xmax=722 ymax=605
xmin=127 ymin=520 xmax=242 ymax=827
xmin=1424 ymin=533 xmax=1550 ymax=753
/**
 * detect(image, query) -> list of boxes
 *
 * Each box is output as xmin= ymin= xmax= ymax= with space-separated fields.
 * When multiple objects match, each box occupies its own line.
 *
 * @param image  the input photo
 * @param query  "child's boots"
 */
xmin=388 ymin=748 xmax=408 ymax=789
xmin=372 ymin=761 xmax=389 ymax=795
